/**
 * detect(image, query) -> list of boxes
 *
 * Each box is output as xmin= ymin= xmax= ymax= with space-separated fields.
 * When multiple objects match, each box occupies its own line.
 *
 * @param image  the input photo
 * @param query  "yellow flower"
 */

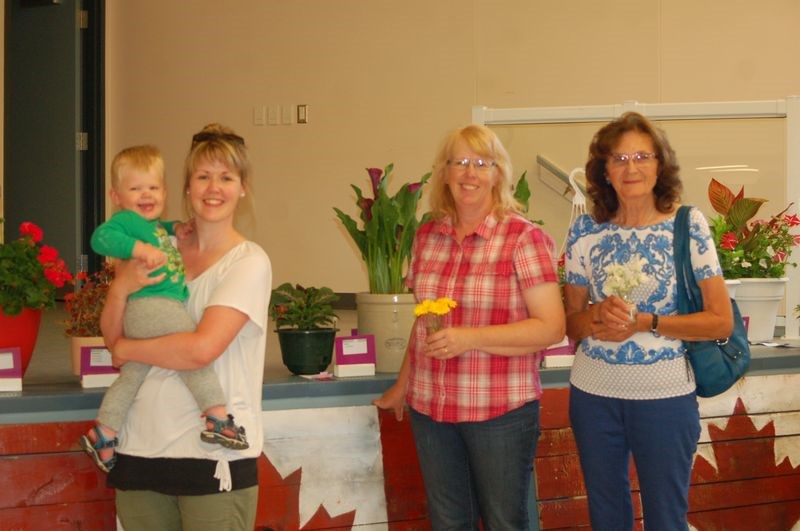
xmin=414 ymin=297 xmax=457 ymax=316
xmin=414 ymin=297 xmax=457 ymax=335
xmin=414 ymin=299 xmax=432 ymax=316
xmin=431 ymin=297 xmax=457 ymax=315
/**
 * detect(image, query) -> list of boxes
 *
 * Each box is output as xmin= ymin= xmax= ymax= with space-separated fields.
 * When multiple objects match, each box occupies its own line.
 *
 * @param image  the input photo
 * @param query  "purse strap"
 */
xmin=673 ymin=205 xmax=703 ymax=314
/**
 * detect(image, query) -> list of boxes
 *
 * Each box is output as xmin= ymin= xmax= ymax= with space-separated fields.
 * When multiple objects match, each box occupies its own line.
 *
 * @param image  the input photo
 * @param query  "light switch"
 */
xmin=267 ymin=105 xmax=279 ymax=125
xmin=281 ymin=105 xmax=293 ymax=125
xmin=253 ymin=106 xmax=266 ymax=126
xmin=297 ymin=104 xmax=308 ymax=124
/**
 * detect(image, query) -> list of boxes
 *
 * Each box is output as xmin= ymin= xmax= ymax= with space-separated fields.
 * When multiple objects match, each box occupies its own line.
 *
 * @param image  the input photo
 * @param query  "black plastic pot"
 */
xmin=276 ymin=328 xmax=337 ymax=375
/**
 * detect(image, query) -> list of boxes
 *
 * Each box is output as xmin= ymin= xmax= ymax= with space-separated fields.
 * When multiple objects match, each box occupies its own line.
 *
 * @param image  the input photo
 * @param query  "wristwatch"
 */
xmin=650 ymin=313 xmax=660 ymax=336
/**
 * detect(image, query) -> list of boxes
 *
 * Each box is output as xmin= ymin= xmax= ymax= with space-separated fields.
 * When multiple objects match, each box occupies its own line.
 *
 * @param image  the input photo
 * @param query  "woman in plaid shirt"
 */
xmin=374 ymin=124 xmax=565 ymax=530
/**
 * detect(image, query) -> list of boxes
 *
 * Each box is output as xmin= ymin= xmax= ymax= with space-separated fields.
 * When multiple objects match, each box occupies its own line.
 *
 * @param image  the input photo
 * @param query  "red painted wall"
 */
xmin=536 ymin=375 xmax=800 ymax=530
xmin=2 ymin=374 xmax=798 ymax=530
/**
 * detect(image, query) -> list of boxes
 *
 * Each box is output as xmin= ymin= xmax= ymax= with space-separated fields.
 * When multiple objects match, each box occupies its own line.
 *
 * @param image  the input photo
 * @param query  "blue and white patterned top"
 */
xmin=565 ymin=207 xmax=722 ymax=399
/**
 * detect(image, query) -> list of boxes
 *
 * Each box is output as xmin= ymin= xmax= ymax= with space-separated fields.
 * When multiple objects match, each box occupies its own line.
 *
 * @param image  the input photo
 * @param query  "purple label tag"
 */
xmin=80 ymin=345 xmax=120 ymax=375
xmin=0 ymin=347 xmax=22 ymax=378
xmin=335 ymin=334 xmax=377 ymax=365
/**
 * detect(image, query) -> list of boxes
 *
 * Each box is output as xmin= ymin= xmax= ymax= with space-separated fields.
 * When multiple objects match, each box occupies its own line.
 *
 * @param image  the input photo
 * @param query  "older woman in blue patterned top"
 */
xmin=564 ymin=112 xmax=733 ymax=531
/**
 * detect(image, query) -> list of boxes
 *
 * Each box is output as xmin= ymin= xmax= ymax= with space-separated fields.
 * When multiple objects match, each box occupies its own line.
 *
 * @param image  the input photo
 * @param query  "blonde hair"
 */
xmin=182 ymin=123 xmax=251 ymax=217
xmin=110 ymin=145 xmax=164 ymax=190
xmin=428 ymin=124 xmax=522 ymax=222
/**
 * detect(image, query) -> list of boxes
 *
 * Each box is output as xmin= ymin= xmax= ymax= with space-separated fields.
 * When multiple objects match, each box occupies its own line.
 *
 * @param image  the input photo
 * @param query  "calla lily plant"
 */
xmin=334 ymin=164 xmax=431 ymax=294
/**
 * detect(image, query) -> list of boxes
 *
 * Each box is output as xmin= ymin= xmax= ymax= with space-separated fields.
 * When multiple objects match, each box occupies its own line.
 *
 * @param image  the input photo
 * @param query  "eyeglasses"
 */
xmin=608 ymin=151 xmax=657 ymax=168
xmin=447 ymin=158 xmax=497 ymax=173
xmin=191 ymin=131 xmax=246 ymax=147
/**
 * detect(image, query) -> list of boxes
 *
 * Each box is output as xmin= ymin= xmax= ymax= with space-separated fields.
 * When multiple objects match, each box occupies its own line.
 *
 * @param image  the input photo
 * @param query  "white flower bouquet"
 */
xmin=603 ymin=257 xmax=649 ymax=321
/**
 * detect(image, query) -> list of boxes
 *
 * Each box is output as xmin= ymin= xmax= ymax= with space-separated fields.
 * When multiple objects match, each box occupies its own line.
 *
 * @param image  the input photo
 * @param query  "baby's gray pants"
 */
xmin=97 ymin=297 xmax=227 ymax=431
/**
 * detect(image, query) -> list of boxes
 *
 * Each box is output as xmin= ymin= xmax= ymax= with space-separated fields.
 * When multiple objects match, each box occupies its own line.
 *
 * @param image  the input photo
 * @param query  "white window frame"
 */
xmin=474 ymin=97 xmax=800 ymax=338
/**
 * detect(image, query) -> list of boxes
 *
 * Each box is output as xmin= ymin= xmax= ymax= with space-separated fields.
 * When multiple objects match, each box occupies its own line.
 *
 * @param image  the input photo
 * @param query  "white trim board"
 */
xmin=474 ymin=97 xmax=800 ymax=339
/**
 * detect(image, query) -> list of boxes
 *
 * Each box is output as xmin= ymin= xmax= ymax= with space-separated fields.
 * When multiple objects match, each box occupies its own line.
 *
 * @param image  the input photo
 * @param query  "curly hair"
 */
xmin=585 ymin=112 xmax=682 ymax=223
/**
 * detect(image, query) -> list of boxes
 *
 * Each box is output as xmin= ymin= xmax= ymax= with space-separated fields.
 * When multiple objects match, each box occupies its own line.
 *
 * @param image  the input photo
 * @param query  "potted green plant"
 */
xmin=333 ymin=164 xmax=431 ymax=372
xmin=269 ymin=283 xmax=339 ymax=375
xmin=0 ymin=219 xmax=72 ymax=375
xmin=706 ymin=178 xmax=800 ymax=340
xmin=333 ymin=164 xmax=431 ymax=294
xmin=707 ymin=178 xmax=799 ymax=279
xmin=62 ymin=261 xmax=114 ymax=375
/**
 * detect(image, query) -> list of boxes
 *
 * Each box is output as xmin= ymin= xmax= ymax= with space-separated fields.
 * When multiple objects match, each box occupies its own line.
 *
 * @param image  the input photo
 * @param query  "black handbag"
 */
xmin=673 ymin=206 xmax=750 ymax=397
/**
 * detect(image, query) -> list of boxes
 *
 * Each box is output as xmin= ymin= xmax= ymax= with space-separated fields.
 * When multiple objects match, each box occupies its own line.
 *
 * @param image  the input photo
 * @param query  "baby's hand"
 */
xmin=132 ymin=241 xmax=167 ymax=269
xmin=174 ymin=219 xmax=195 ymax=240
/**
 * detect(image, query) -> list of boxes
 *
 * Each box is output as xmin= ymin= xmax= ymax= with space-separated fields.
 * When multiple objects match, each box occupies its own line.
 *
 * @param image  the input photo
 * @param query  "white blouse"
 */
xmin=117 ymin=242 xmax=271 ymax=487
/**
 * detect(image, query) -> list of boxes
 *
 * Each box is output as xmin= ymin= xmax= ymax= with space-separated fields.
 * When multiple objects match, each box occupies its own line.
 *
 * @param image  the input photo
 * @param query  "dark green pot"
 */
xmin=277 ymin=328 xmax=337 ymax=375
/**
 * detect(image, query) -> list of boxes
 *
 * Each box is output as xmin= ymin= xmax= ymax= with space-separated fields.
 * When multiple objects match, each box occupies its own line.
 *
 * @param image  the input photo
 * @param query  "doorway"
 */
xmin=4 ymin=0 xmax=104 ymax=276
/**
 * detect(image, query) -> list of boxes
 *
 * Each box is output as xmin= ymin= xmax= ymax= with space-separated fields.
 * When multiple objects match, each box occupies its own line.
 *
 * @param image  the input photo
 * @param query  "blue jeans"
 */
xmin=409 ymin=401 xmax=540 ymax=531
xmin=569 ymin=385 xmax=701 ymax=531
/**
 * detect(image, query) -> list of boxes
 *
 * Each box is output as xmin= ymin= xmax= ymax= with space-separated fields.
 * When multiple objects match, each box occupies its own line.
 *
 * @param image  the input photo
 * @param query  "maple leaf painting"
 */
xmin=255 ymin=406 xmax=387 ymax=529
xmin=256 ymin=454 xmax=356 ymax=530
xmin=688 ymin=398 xmax=800 ymax=530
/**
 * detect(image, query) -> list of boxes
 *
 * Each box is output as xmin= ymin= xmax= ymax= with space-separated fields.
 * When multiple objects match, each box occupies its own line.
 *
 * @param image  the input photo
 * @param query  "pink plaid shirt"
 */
xmin=406 ymin=212 xmax=559 ymax=422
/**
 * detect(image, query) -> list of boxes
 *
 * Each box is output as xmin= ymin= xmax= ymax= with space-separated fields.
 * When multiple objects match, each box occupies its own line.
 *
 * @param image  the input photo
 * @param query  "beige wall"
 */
xmin=100 ymin=0 xmax=800 ymax=292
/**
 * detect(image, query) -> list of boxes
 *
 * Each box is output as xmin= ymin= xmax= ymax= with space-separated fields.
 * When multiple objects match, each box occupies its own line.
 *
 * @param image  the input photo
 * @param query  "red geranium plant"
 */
xmin=0 ymin=219 xmax=72 ymax=316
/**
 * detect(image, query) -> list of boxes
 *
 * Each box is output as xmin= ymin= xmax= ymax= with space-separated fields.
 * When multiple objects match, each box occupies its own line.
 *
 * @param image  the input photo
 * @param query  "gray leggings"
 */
xmin=97 ymin=297 xmax=227 ymax=432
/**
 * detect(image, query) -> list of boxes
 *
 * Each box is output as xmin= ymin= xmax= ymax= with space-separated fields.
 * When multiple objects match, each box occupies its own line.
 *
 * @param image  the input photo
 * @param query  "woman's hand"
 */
xmin=423 ymin=327 xmax=467 ymax=359
xmin=174 ymin=218 xmax=196 ymax=241
xmin=110 ymin=346 xmax=127 ymax=369
xmin=596 ymin=295 xmax=636 ymax=332
xmin=373 ymin=382 xmax=408 ymax=421
xmin=565 ymin=285 xmax=638 ymax=343
xmin=590 ymin=319 xmax=637 ymax=342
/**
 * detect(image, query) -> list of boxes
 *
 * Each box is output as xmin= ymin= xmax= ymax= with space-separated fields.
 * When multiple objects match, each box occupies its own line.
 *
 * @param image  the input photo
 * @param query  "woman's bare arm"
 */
xmin=102 ymin=258 xmax=249 ymax=370
xmin=111 ymin=305 xmax=250 ymax=370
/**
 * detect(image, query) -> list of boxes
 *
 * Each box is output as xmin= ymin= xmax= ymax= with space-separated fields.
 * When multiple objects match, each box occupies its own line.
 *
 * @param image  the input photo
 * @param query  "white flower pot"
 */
xmin=734 ymin=277 xmax=788 ymax=342
xmin=724 ymin=279 xmax=741 ymax=299
xmin=356 ymin=293 xmax=416 ymax=373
